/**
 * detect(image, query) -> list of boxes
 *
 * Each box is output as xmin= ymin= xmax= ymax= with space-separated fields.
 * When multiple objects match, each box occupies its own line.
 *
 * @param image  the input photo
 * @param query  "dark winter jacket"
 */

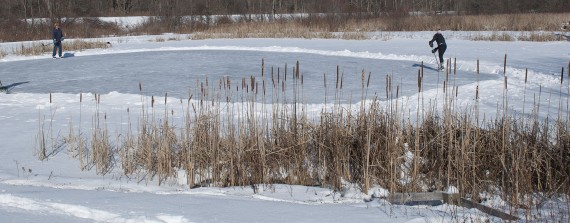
xmin=52 ymin=28 xmax=63 ymax=42
xmin=429 ymin=33 xmax=446 ymax=46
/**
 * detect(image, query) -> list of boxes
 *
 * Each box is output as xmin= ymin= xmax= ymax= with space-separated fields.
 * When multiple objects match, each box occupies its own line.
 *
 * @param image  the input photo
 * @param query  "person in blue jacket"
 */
xmin=52 ymin=23 xmax=64 ymax=58
xmin=429 ymin=29 xmax=446 ymax=70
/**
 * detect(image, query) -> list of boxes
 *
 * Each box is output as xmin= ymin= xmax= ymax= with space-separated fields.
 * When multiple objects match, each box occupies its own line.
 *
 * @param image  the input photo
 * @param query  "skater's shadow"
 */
xmin=63 ymin=52 xmax=75 ymax=58
xmin=0 ymin=81 xmax=30 ymax=93
xmin=412 ymin=63 xmax=439 ymax=72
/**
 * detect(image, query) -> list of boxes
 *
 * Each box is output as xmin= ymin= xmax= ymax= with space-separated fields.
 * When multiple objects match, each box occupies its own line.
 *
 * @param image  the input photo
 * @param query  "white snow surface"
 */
xmin=1 ymin=32 xmax=569 ymax=222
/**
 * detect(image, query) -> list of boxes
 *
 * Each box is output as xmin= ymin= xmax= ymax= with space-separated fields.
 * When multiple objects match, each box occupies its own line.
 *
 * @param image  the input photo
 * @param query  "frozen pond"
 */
xmin=0 ymin=49 xmax=495 ymax=103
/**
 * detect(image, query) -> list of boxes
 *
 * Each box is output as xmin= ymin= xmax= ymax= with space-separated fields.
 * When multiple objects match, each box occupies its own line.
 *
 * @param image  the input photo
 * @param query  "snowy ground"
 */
xmin=0 ymin=32 xmax=569 ymax=222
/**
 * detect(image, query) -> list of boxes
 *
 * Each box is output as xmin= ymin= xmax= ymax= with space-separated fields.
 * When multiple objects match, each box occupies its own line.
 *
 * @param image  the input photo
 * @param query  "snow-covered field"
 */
xmin=1 ymin=31 xmax=569 ymax=222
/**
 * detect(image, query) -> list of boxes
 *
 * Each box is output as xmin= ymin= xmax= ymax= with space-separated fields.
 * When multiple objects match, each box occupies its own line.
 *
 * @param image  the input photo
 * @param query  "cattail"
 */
xmin=80 ymin=92 xmax=82 ymax=103
xmin=385 ymin=75 xmax=389 ymax=99
xmin=296 ymin=61 xmax=300 ymax=79
xmin=503 ymin=53 xmax=507 ymax=76
xmin=456 ymin=86 xmax=458 ymax=97
xmin=272 ymin=69 xmax=275 ymax=88
xmin=361 ymin=68 xmax=365 ymax=88
xmin=340 ymin=71 xmax=344 ymax=89
xmin=152 ymin=96 xmax=155 ymax=108
xmin=139 ymin=82 xmax=142 ymax=92
xmin=50 ymin=93 xmax=52 ymax=103
xmin=251 ymin=76 xmax=255 ymax=92
xmin=454 ymin=58 xmax=456 ymax=75
xmin=367 ymin=72 xmax=371 ymax=88
xmin=504 ymin=76 xmax=508 ymax=90
xmin=263 ymin=80 xmax=266 ymax=95
xmin=417 ymin=69 xmax=422 ymax=93
xmin=165 ymin=92 xmax=168 ymax=105
xmin=525 ymin=68 xmax=528 ymax=84
xmin=396 ymin=85 xmax=399 ymax=98
xmin=421 ymin=61 xmax=424 ymax=78
xmin=261 ymin=59 xmax=264 ymax=77
xmin=323 ymin=73 xmax=327 ymax=88
xmin=561 ymin=67 xmax=564 ymax=84
xmin=284 ymin=63 xmax=287 ymax=81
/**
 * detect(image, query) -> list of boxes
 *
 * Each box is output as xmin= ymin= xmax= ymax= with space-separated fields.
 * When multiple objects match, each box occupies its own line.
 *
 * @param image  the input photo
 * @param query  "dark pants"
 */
xmin=435 ymin=44 xmax=446 ymax=65
xmin=52 ymin=42 xmax=62 ymax=57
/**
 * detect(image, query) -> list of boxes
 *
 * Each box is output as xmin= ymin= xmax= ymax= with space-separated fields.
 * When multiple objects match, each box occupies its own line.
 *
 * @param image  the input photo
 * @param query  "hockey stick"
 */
xmin=431 ymin=46 xmax=442 ymax=69
xmin=42 ymin=42 xmax=53 ymax=46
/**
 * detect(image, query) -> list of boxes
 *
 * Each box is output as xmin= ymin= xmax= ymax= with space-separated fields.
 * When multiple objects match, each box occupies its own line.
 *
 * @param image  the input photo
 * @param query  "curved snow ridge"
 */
xmin=1 ymin=179 xmax=189 ymax=196
xmin=0 ymin=193 xmax=192 ymax=223
xmin=74 ymin=45 xmax=434 ymax=63
xmin=87 ymin=45 xmax=567 ymax=82
xmin=453 ymin=60 xmax=564 ymax=87
xmin=249 ymin=194 xmax=330 ymax=205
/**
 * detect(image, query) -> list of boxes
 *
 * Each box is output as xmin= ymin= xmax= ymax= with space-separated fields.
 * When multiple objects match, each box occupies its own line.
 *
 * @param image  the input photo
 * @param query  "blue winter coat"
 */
xmin=52 ymin=28 xmax=64 ymax=42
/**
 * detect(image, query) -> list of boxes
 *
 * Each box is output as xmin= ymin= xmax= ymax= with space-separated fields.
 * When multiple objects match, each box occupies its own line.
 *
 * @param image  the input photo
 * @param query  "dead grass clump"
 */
xmin=517 ymin=32 xmax=561 ymax=41
xmin=12 ymin=43 xmax=48 ymax=56
xmin=11 ymin=40 xmax=110 ymax=56
xmin=472 ymin=32 xmax=516 ymax=41
xmin=66 ymin=40 xmax=111 ymax=51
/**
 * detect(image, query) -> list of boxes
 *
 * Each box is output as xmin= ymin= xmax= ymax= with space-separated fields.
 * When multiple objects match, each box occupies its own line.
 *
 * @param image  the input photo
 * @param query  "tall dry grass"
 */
xmin=3 ymin=13 xmax=568 ymax=43
xmin=0 ymin=18 xmax=122 ymax=42
xmin=186 ymin=13 xmax=569 ymax=41
xmin=12 ymin=40 xmax=110 ymax=56
xmin=38 ymin=58 xmax=570 ymax=220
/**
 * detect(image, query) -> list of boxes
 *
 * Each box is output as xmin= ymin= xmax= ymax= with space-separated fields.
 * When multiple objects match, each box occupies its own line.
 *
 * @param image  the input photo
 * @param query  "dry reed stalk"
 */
xmin=36 ymin=109 xmax=47 ymax=160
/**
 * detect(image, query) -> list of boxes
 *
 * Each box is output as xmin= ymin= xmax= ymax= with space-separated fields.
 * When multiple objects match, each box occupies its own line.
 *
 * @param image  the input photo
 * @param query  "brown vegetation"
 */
xmin=37 ymin=58 xmax=570 ymax=221
xmin=2 ymin=12 xmax=567 ymax=44
xmin=12 ymin=39 xmax=110 ymax=56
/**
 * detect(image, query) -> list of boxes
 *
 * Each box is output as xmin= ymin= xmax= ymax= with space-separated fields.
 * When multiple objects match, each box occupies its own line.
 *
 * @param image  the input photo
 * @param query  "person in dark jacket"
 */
xmin=429 ymin=29 xmax=446 ymax=69
xmin=52 ymin=23 xmax=64 ymax=58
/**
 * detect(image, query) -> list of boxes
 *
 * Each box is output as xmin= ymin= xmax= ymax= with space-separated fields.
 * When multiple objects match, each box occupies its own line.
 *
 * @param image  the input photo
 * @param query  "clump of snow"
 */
xmin=446 ymin=186 xmax=459 ymax=194
xmin=369 ymin=186 xmax=390 ymax=198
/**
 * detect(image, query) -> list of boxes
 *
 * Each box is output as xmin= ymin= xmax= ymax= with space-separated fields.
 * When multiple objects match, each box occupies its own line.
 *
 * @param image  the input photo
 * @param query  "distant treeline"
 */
xmin=1 ymin=0 xmax=569 ymax=19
